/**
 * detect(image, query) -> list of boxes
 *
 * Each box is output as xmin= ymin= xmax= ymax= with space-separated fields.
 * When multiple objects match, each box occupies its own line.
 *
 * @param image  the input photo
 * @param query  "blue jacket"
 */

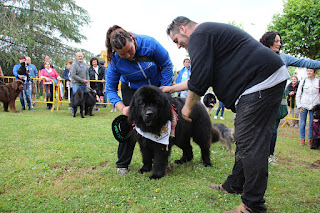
xmin=28 ymin=64 xmax=38 ymax=78
xmin=105 ymin=34 xmax=173 ymax=106
xmin=280 ymin=52 xmax=320 ymax=68
xmin=176 ymin=66 xmax=191 ymax=84
xmin=12 ymin=64 xmax=25 ymax=81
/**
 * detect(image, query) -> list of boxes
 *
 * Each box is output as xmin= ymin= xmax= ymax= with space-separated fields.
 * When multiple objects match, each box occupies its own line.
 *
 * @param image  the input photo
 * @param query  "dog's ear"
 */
xmin=12 ymin=81 xmax=18 ymax=90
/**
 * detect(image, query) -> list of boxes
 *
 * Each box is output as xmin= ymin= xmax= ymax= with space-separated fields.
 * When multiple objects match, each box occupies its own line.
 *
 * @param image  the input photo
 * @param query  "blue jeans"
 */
xmin=72 ymin=84 xmax=88 ymax=94
xmin=20 ymin=81 xmax=31 ymax=108
xmin=300 ymin=109 xmax=313 ymax=140
xmin=215 ymin=101 xmax=225 ymax=116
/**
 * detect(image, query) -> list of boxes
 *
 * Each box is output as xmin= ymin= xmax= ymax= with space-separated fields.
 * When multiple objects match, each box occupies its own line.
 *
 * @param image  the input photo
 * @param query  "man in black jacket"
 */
xmin=165 ymin=16 xmax=290 ymax=213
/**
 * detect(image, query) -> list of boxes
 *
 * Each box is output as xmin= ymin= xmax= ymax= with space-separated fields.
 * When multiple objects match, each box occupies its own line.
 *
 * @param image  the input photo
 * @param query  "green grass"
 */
xmin=0 ymin=104 xmax=319 ymax=212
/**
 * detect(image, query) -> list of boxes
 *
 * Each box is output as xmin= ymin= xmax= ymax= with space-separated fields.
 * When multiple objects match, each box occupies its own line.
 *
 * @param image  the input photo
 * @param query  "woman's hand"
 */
xmin=299 ymin=107 xmax=304 ymax=113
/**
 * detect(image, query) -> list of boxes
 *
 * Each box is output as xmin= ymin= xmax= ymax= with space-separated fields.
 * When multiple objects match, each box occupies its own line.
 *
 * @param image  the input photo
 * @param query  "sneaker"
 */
xmin=20 ymin=107 xmax=26 ymax=111
xmin=214 ymin=115 xmax=218 ymax=119
xmin=268 ymin=155 xmax=278 ymax=165
xmin=118 ymin=168 xmax=129 ymax=175
xmin=220 ymin=116 xmax=225 ymax=120
xmin=294 ymin=124 xmax=299 ymax=128
xmin=300 ymin=139 xmax=305 ymax=146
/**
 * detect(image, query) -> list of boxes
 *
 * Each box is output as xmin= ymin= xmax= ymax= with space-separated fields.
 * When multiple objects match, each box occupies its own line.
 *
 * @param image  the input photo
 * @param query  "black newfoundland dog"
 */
xmin=129 ymin=85 xmax=220 ymax=179
xmin=311 ymin=104 xmax=320 ymax=149
xmin=69 ymin=88 xmax=97 ymax=118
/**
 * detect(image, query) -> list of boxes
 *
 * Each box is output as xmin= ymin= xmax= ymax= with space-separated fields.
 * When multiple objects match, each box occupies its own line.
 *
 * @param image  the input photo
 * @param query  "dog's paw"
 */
xmin=149 ymin=174 xmax=164 ymax=180
xmin=203 ymin=161 xmax=212 ymax=167
xmin=138 ymin=167 xmax=152 ymax=174
xmin=174 ymin=156 xmax=192 ymax=164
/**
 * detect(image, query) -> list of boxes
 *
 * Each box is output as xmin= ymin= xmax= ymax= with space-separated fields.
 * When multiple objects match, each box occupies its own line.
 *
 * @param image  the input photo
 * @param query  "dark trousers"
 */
xmin=222 ymin=81 xmax=285 ymax=213
xmin=45 ymin=84 xmax=53 ymax=108
xmin=116 ymin=83 xmax=137 ymax=168
xmin=270 ymin=118 xmax=281 ymax=156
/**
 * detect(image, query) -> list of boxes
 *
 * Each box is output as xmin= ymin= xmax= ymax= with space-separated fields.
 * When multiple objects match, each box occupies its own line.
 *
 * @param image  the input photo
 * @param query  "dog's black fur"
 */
xmin=17 ymin=62 xmax=30 ymax=82
xmin=69 ymin=89 xmax=97 ymax=118
xmin=213 ymin=123 xmax=235 ymax=152
xmin=201 ymin=93 xmax=216 ymax=115
xmin=311 ymin=104 xmax=320 ymax=149
xmin=129 ymin=85 xmax=220 ymax=179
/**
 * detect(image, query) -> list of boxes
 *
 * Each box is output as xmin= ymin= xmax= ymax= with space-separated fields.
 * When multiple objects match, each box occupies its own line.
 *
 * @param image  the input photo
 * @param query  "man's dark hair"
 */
xmin=183 ymin=58 xmax=190 ymax=63
xmin=166 ymin=16 xmax=197 ymax=36
xmin=19 ymin=55 xmax=26 ymax=60
xmin=259 ymin=31 xmax=281 ymax=48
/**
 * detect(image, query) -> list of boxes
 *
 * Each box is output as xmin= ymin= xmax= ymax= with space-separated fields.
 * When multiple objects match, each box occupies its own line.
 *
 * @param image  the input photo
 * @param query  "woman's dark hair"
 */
xmin=90 ymin=57 xmax=99 ymax=66
xmin=105 ymin=25 xmax=133 ymax=63
xmin=166 ymin=16 xmax=196 ymax=36
xmin=259 ymin=31 xmax=281 ymax=48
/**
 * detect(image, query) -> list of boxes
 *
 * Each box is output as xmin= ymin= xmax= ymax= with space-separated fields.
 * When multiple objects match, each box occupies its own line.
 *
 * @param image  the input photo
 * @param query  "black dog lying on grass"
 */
xmin=311 ymin=104 xmax=320 ymax=149
xmin=128 ymin=85 xmax=220 ymax=179
xmin=69 ymin=88 xmax=97 ymax=118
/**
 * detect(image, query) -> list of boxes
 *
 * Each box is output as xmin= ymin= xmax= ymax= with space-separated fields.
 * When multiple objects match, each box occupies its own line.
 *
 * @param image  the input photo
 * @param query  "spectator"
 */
xmin=39 ymin=55 xmax=54 ymax=70
xmin=286 ymin=76 xmax=300 ymax=127
xmin=176 ymin=58 xmax=191 ymax=98
xmin=101 ymin=60 xmax=116 ymax=112
xmin=70 ymin=52 xmax=89 ymax=94
xmin=62 ymin=61 xmax=73 ymax=100
xmin=105 ymin=25 xmax=173 ymax=175
xmin=12 ymin=55 xmax=33 ymax=111
xmin=88 ymin=57 xmax=105 ymax=111
xmin=26 ymin=57 xmax=38 ymax=107
xmin=296 ymin=68 xmax=320 ymax=147
xmin=214 ymin=101 xmax=225 ymax=120
xmin=260 ymin=31 xmax=320 ymax=164
xmin=0 ymin=65 xmax=3 ymax=84
xmin=40 ymin=61 xmax=62 ymax=110
xmin=164 ymin=16 xmax=288 ymax=212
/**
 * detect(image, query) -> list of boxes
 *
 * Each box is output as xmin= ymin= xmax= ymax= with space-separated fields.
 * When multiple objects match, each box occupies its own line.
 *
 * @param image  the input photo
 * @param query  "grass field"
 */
xmin=0 ymin=103 xmax=319 ymax=212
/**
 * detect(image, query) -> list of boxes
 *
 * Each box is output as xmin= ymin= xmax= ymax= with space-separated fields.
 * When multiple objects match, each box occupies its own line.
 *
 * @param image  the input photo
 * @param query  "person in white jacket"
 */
xmin=296 ymin=68 xmax=320 ymax=146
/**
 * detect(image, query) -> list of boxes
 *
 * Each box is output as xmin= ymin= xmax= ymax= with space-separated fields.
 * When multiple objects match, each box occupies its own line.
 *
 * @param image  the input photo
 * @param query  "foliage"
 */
xmin=0 ymin=104 xmax=319 ymax=212
xmin=0 ymin=0 xmax=94 ymax=75
xmin=228 ymin=21 xmax=245 ymax=31
xmin=268 ymin=0 xmax=320 ymax=60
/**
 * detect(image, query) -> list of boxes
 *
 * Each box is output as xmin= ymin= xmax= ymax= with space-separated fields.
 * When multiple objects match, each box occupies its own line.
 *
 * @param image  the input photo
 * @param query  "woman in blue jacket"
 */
xmin=105 ymin=25 xmax=173 ymax=175
xmin=260 ymin=31 xmax=320 ymax=164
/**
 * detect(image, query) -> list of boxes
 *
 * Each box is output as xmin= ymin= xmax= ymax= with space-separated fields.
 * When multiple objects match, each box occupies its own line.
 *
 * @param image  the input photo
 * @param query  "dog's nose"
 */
xmin=145 ymin=109 xmax=154 ymax=117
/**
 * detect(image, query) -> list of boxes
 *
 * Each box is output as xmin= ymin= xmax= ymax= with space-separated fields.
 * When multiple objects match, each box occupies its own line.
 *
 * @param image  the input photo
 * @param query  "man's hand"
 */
xmin=18 ymin=75 xmax=25 ymax=80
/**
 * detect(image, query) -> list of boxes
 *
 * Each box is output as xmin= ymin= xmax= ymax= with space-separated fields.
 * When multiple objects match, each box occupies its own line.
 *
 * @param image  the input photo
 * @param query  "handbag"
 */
xmin=277 ymin=90 xmax=288 ymax=119
xmin=45 ymin=69 xmax=58 ymax=85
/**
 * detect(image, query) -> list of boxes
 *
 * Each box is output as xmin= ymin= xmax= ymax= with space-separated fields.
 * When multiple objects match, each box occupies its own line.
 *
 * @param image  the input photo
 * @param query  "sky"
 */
xmin=75 ymin=0 xmax=284 ymax=70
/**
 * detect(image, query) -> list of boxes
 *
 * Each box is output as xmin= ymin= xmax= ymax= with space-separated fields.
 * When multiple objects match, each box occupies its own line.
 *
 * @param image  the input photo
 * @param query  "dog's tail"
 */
xmin=210 ymin=125 xmax=221 ymax=143
xmin=69 ymin=89 xmax=84 ymax=107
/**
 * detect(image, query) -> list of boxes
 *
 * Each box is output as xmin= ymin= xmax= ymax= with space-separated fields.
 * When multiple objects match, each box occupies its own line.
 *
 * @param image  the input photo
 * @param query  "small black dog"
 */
xmin=311 ymin=104 xmax=320 ymax=149
xmin=17 ymin=62 xmax=30 ymax=82
xmin=213 ymin=123 xmax=235 ymax=152
xmin=69 ymin=88 xmax=97 ymax=118
xmin=201 ymin=93 xmax=217 ymax=115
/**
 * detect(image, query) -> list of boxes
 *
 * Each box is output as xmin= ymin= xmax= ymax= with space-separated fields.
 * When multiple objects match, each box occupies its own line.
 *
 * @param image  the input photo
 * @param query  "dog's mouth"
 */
xmin=143 ymin=109 xmax=155 ymax=126
xmin=209 ymin=103 xmax=214 ymax=107
xmin=314 ymin=119 xmax=319 ymax=122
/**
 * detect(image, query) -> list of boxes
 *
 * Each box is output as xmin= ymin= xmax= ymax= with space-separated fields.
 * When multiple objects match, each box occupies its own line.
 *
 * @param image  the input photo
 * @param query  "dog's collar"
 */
xmin=134 ymin=104 xmax=179 ymax=145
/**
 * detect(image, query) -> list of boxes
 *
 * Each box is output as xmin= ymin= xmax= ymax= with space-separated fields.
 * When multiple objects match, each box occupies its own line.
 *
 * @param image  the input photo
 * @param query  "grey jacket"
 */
xmin=71 ymin=60 xmax=89 ymax=86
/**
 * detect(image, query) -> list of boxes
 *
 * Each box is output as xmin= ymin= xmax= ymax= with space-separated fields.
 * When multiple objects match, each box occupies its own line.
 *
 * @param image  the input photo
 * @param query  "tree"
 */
xmin=0 ymin=0 xmax=94 ymax=75
xmin=268 ymin=0 xmax=320 ymax=60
